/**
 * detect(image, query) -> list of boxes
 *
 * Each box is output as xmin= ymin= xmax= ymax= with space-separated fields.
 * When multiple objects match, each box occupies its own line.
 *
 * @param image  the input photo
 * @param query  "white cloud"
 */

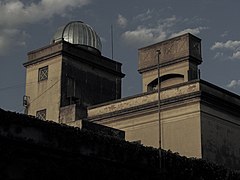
xmin=122 ymin=26 xmax=167 ymax=46
xmin=211 ymin=40 xmax=240 ymax=50
xmin=122 ymin=16 xmax=176 ymax=46
xmin=169 ymin=27 xmax=208 ymax=38
xmin=231 ymin=51 xmax=240 ymax=60
xmin=117 ymin=14 xmax=128 ymax=28
xmin=213 ymin=52 xmax=224 ymax=59
xmin=227 ymin=80 xmax=240 ymax=88
xmin=0 ymin=0 xmax=90 ymax=26
xmin=134 ymin=9 xmax=153 ymax=21
xmin=121 ymin=15 xmax=207 ymax=47
xmin=122 ymin=27 xmax=154 ymax=45
xmin=0 ymin=0 xmax=90 ymax=55
xmin=211 ymin=40 xmax=240 ymax=60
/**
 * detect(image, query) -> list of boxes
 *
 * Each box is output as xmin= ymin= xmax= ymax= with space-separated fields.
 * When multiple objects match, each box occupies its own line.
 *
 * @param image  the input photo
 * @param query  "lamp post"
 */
xmin=156 ymin=49 xmax=162 ymax=170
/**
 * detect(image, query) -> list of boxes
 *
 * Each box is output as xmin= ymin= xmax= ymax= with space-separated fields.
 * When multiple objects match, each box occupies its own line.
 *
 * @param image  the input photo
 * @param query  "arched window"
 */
xmin=147 ymin=74 xmax=184 ymax=91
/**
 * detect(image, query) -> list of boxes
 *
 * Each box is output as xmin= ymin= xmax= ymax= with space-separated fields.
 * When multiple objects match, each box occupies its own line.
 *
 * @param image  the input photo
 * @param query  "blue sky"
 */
xmin=1 ymin=0 xmax=240 ymax=112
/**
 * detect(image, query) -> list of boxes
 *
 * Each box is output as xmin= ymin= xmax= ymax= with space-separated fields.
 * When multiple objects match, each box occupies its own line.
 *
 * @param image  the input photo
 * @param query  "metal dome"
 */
xmin=51 ymin=21 xmax=102 ymax=53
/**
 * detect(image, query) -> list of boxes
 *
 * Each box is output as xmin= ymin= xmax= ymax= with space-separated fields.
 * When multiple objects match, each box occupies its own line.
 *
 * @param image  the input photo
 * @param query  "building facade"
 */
xmin=24 ymin=22 xmax=240 ymax=169
xmin=23 ymin=21 xmax=124 ymax=124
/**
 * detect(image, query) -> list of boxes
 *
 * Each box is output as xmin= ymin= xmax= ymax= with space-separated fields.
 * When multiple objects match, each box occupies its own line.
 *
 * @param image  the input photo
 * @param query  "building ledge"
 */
xmin=88 ymin=79 xmax=240 ymax=121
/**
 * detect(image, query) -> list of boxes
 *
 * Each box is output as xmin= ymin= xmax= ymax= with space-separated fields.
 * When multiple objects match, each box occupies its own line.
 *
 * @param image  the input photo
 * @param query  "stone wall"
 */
xmin=88 ymin=80 xmax=201 ymax=155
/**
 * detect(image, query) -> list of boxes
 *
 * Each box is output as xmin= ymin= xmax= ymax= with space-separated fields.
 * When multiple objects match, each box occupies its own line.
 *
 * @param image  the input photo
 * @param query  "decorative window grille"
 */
xmin=38 ymin=66 xmax=48 ymax=81
xmin=36 ymin=109 xmax=47 ymax=120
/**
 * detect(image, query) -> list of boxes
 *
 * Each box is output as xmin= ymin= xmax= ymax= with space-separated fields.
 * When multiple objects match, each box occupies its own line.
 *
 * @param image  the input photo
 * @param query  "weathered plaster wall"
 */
xmin=98 ymin=101 xmax=202 ymax=158
xmin=88 ymin=81 xmax=202 ymax=158
xmin=201 ymin=104 xmax=240 ymax=169
xmin=162 ymin=102 xmax=201 ymax=158
xmin=88 ymin=81 xmax=200 ymax=117
xmin=141 ymin=61 xmax=189 ymax=92
xmin=25 ymin=56 xmax=62 ymax=122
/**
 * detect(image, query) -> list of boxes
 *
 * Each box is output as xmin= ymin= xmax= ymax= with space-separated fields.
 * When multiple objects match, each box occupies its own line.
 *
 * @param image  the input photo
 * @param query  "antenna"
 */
xmin=111 ymin=24 xmax=118 ymax=99
xmin=111 ymin=24 xmax=114 ymax=59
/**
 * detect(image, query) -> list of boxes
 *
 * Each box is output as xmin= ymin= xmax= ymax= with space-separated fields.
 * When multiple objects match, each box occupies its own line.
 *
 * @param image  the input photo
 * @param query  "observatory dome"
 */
xmin=51 ymin=21 xmax=102 ymax=53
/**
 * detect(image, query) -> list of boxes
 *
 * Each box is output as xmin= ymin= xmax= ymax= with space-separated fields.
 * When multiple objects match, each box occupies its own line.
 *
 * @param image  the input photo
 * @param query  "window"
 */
xmin=147 ymin=74 xmax=184 ymax=92
xmin=38 ymin=66 xmax=48 ymax=81
xmin=36 ymin=109 xmax=47 ymax=120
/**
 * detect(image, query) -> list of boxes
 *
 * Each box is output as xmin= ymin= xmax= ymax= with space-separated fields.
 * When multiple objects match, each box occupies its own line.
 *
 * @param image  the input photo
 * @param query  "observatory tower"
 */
xmin=23 ymin=21 xmax=124 ymax=125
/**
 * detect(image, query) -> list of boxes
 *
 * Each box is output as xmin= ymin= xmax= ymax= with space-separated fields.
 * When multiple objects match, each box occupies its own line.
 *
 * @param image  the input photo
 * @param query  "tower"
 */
xmin=23 ymin=21 xmax=125 ymax=125
xmin=138 ymin=33 xmax=202 ymax=92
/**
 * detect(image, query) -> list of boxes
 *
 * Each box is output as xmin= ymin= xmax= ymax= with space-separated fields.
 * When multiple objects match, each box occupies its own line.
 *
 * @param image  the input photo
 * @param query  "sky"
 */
xmin=1 ymin=0 xmax=240 ymax=112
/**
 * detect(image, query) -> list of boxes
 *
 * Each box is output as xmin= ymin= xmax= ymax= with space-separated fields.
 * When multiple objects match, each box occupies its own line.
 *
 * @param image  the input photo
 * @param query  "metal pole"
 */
xmin=156 ymin=49 xmax=161 ymax=170
xmin=111 ymin=24 xmax=114 ymax=59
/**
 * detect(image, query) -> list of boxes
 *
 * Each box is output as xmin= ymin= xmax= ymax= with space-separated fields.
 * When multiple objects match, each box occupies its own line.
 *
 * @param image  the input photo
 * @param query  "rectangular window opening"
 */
xmin=36 ymin=109 xmax=47 ymax=120
xmin=38 ymin=66 xmax=48 ymax=82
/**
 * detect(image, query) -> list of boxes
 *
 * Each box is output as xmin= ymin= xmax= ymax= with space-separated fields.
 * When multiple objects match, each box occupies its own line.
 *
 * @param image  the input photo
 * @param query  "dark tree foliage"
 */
xmin=0 ymin=108 xmax=239 ymax=180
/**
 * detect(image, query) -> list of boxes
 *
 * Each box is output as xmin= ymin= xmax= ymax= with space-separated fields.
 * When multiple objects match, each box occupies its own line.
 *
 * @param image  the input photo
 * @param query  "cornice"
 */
xmin=23 ymin=51 xmax=62 ymax=67
xmin=200 ymin=91 xmax=240 ymax=117
xmin=88 ymin=92 xmax=201 ymax=122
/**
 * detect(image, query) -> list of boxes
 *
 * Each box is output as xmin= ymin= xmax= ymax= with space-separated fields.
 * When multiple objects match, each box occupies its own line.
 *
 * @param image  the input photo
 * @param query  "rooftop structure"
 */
xmin=51 ymin=21 xmax=102 ymax=54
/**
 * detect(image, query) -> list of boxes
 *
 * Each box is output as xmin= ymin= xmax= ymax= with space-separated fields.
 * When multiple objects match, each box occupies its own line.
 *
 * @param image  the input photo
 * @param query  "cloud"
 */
xmin=210 ymin=40 xmax=240 ymax=60
xmin=121 ymin=16 xmax=176 ymax=46
xmin=231 ymin=51 xmax=240 ymax=59
xmin=0 ymin=0 xmax=90 ymax=55
xmin=213 ymin=52 xmax=224 ymax=59
xmin=169 ymin=27 xmax=208 ymax=38
xmin=227 ymin=80 xmax=240 ymax=88
xmin=122 ymin=26 xmax=167 ymax=46
xmin=117 ymin=14 xmax=128 ymax=28
xmin=121 ymin=15 xmax=207 ymax=47
xmin=211 ymin=40 xmax=240 ymax=50
xmin=0 ymin=28 xmax=29 ymax=55
xmin=133 ymin=9 xmax=153 ymax=21
xmin=0 ymin=0 xmax=90 ymax=26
